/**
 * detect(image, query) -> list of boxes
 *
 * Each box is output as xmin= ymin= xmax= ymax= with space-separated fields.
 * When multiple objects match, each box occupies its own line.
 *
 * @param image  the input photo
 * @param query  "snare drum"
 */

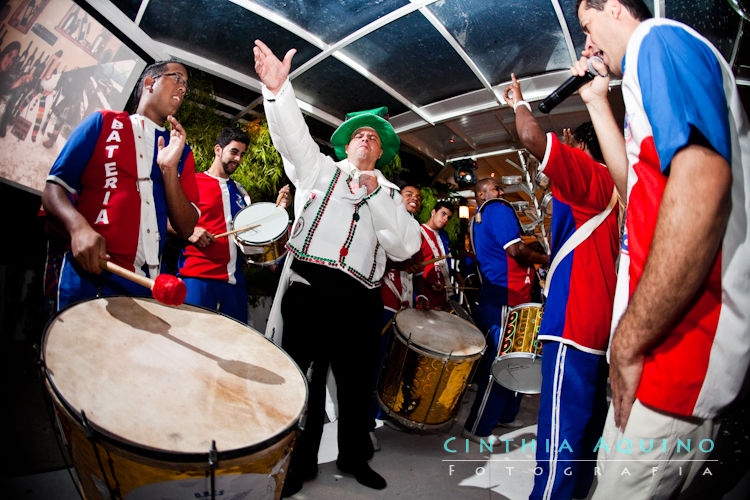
xmin=233 ymin=202 xmax=290 ymax=265
xmin=42 ymin=297 xmax=307 ymax=500
xmin=377 ymin=309 xmax=485 ymax=429
xmin=491 ymin=302 xmax=544 ymax=394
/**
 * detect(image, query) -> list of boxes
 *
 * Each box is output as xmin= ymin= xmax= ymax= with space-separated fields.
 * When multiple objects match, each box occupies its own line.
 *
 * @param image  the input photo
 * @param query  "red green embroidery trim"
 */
xmin=288 ymin=244 xmax=338 ymax=266
xmin=301 ymin=169 xmax=340 ymax=254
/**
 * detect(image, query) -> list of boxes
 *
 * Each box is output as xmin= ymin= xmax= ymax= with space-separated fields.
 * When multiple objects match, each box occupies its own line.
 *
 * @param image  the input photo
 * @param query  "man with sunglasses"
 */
xmin=42 ymin=60 xmax=199 ymax=310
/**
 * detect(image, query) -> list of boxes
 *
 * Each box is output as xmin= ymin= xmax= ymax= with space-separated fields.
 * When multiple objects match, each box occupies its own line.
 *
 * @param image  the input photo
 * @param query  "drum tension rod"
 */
xmin=209 ymin=440 xmax=218 ymax=500
xmin=81 ymin=410 xmax=122 ymax=499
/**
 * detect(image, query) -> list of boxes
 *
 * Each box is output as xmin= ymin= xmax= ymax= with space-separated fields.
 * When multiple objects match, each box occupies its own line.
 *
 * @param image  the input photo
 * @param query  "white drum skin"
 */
xmin=42 ymin=297 xmax=307 ymax=500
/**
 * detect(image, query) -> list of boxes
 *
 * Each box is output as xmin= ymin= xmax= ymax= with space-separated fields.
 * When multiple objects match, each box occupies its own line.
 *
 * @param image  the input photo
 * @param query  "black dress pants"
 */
xmin=281 ymin=260 xmax=382 ymax=475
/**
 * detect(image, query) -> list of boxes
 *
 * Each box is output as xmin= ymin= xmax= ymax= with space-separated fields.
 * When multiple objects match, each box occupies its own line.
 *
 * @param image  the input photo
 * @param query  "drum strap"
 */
xmin=469 ymin=199 xmax=524 ymax=286
xmin=420 ymin=225 xmax=450 ymax=297
xmin=383 ymin=272 xmax=412 ymax=307
xmin=543 ymin=188 xmax=618 ymax=298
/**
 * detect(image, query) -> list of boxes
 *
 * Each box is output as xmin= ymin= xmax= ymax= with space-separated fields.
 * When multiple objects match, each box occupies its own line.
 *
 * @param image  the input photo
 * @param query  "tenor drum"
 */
xmin=491 ymin=302 xmax=544 ymax=394
xmin=233 ymin=202 xmax=290 ymax=266
xmin=42 ymin=297 xmax=307 ymax=500
xmin=377 ymin=309 xmax=485 ymax=429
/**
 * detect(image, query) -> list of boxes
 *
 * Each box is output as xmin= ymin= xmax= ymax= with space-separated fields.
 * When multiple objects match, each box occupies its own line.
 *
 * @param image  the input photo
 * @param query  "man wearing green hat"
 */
xmin=253 ymin=40 xmax=421 ymax=496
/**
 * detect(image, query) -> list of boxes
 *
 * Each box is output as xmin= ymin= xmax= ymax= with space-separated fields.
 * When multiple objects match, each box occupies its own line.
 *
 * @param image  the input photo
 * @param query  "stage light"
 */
xmin=452 ymin=159 xmax=478 ymax=188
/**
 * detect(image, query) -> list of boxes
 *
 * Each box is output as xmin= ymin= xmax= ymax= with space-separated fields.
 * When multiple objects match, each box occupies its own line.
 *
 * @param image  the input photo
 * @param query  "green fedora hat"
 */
xmin=330 ymin=106 xmax=400 ymax=168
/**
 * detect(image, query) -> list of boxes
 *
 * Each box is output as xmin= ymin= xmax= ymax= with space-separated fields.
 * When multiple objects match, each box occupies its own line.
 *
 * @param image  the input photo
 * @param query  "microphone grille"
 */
xmin=587 ymin=56 xmax=606 ymax=77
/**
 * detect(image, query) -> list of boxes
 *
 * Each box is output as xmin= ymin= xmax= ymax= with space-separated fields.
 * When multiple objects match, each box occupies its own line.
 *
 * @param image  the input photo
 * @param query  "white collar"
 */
xmin=339 ymin=159 xmax=400 ymax=191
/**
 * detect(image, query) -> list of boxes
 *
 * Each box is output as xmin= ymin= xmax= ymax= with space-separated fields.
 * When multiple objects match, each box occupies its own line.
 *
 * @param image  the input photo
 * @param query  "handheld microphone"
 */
xmin=538 ymin=56 xmax=604 ymax=114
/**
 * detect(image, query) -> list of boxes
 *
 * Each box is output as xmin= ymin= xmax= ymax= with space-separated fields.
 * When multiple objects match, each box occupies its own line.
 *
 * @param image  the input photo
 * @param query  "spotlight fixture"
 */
xmin=453 ymin=159 xmax=478 ymax=188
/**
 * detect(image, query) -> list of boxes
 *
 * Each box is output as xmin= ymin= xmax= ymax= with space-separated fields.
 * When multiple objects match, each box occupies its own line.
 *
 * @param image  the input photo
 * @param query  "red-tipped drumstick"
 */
xmin=99 ymin=259 xmax=187 ymax=306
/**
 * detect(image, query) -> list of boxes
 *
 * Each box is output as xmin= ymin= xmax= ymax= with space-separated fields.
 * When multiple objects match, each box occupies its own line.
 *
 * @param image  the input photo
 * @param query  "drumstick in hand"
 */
xmin=99 ymin=259 xmax=187 ymax=306
xmin=214 ymin=223 xmax=260 ymax=239
xmin=421 ymin=254 xmax=450 ymax=267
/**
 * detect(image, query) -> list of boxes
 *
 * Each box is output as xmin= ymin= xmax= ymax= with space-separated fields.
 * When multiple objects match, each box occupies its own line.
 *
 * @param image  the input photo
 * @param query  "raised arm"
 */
xmin=157 ymin=114 xmax=198 ymax=238
xmin=574 ymin=55 xmax=628 ymax=196
xmin=503 ymin=73 xmax=548 ymax=160
xmin=253 ymin=39 xmax=296 ymax=96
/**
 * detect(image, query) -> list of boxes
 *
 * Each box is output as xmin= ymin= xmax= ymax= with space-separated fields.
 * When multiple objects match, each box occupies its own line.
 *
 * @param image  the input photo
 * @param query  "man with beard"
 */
xmin=177 ymin=127 xmax=289 ymax=323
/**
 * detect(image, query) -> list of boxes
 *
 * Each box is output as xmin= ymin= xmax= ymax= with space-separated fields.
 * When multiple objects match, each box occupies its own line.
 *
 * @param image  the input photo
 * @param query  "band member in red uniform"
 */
xmin=43 ymin=60 xmax=198 ymax=310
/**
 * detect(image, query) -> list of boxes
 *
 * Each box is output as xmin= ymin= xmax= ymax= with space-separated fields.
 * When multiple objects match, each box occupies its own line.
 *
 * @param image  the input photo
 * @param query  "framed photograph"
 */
xmin=8 ymin=0 xmax=49 ymax=35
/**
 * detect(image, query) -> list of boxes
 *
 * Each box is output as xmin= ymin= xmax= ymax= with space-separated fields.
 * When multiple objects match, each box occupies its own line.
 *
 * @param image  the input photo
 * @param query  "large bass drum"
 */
xmin=377 ymin=309 xmax=485 ymax=429
xmin=42 ymin=297 xmax=307 ymax=500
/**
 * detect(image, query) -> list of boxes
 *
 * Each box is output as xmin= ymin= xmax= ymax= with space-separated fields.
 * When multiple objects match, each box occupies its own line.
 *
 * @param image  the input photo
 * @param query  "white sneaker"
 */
xmin=496 ymin=419 xmax=524 ymax=429
xmin=370 ymin=431 xmax=381 ymax=452
xmin=462 ymin=429 xmax=502 ymax=446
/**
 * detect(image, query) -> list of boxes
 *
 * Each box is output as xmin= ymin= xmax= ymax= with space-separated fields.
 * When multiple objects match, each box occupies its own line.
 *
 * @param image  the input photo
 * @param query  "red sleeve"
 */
xmin=543 ymin=133 xmax=614 ymax=215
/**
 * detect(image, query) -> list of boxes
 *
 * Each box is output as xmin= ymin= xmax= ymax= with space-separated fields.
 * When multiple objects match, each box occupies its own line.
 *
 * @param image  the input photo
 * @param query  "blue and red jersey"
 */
xmin=537 ymin=133 xmax=619 ymax=354
xmin=178 ymin=172 xmax=250 ymax=285
xmin=46 ymin=110 xmax=199 ymax=273
xmin=471 ymin=200 xmax=532 ymax=307
xmin=618 ymin=19 xmax=750 ymax=418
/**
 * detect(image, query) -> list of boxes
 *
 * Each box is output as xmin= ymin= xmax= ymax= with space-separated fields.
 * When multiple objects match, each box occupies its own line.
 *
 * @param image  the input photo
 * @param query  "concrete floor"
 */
xmin=2 ymin=337 xmax=749 ymax=500
xmin=1 ymin=332 xmax=544 ymax=500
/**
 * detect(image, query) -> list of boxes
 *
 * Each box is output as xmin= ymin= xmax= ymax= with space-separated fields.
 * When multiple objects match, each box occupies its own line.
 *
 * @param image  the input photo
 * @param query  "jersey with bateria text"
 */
xmin=537 ymin=133 xmax=619 ymax=354
xmin=178 ymin=172 xmax=250 ymax=285
xmin=616 ymin=19 xmax=750 ymax=418
xmin=46 ymin=110 xmax=199 ymax=273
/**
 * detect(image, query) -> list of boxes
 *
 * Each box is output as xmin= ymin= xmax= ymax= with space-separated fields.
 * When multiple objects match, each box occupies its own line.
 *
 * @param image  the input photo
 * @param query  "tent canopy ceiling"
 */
xmin=89 ymin=0 xmax=748 ymax=182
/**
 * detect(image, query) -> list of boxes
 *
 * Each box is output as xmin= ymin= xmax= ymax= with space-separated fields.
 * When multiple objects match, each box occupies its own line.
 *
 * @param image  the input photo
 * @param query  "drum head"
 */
xmin=233 ymin=203 xmax=289 ymax=244
xmin=492 ymin=354 xmax=542 ymax=394
xmin=394 ymin=308 xmax=484 ymax=357
xmin=43 ymin=297 xmax=307 ymax=455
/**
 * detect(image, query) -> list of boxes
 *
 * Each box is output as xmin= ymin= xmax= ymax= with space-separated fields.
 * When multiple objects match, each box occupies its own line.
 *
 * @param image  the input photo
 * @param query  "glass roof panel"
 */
xmin=291 ymin=56 xmax=408 ymax=119
xmin=117 ymin=0 xmax=141 ymax=21
xmin=666 ymin=0 xmax=741 ymax=60
xmin=560 ymin=0 xmax=656 ymax=59
xmin=427 ymin=0 xmax=571 ymax=82
xmin=405 ymin=125 xmax=470 ymax=157
xmin=341 ymin=11 xmax=482 ymax=106
xmin=139 ymin=0 xmax=320 ymax=76
xmin=249 ymin=0 xmax=410 ymax=43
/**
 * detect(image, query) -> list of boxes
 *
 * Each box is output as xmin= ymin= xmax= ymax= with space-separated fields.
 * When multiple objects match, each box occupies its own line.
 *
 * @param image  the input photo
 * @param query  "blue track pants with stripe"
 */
xmin=530 ymin=341 xmax=608 ymax=500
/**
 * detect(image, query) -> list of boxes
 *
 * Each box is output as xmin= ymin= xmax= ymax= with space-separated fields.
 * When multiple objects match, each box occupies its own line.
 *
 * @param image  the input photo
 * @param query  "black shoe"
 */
xmin=281 ymin=461 xmax=317 ymax=498
xmin=336 ymin=459 xmax=387 ymax=490
xmin=281 ymin=473 xmax=302 ymax=498
xmin=300 ymin=463 xmax=318 ymax=481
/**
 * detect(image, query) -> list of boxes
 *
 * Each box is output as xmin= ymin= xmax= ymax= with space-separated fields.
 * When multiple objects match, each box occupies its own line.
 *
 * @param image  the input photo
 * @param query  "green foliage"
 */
xmin=380 ymin=153 xmax=403 ymax=182
xmin=415 ymin=186 xmax=437 ymax=224
xmin=175 ymin=72 xmax=227 ymax=171
xmin=234 ymin=120 xmax=285 ymax=202
xmin=173 ymin=70 xmax=285 ymax=203
xmin=415 ymin=186 xmax=461 ymax=248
